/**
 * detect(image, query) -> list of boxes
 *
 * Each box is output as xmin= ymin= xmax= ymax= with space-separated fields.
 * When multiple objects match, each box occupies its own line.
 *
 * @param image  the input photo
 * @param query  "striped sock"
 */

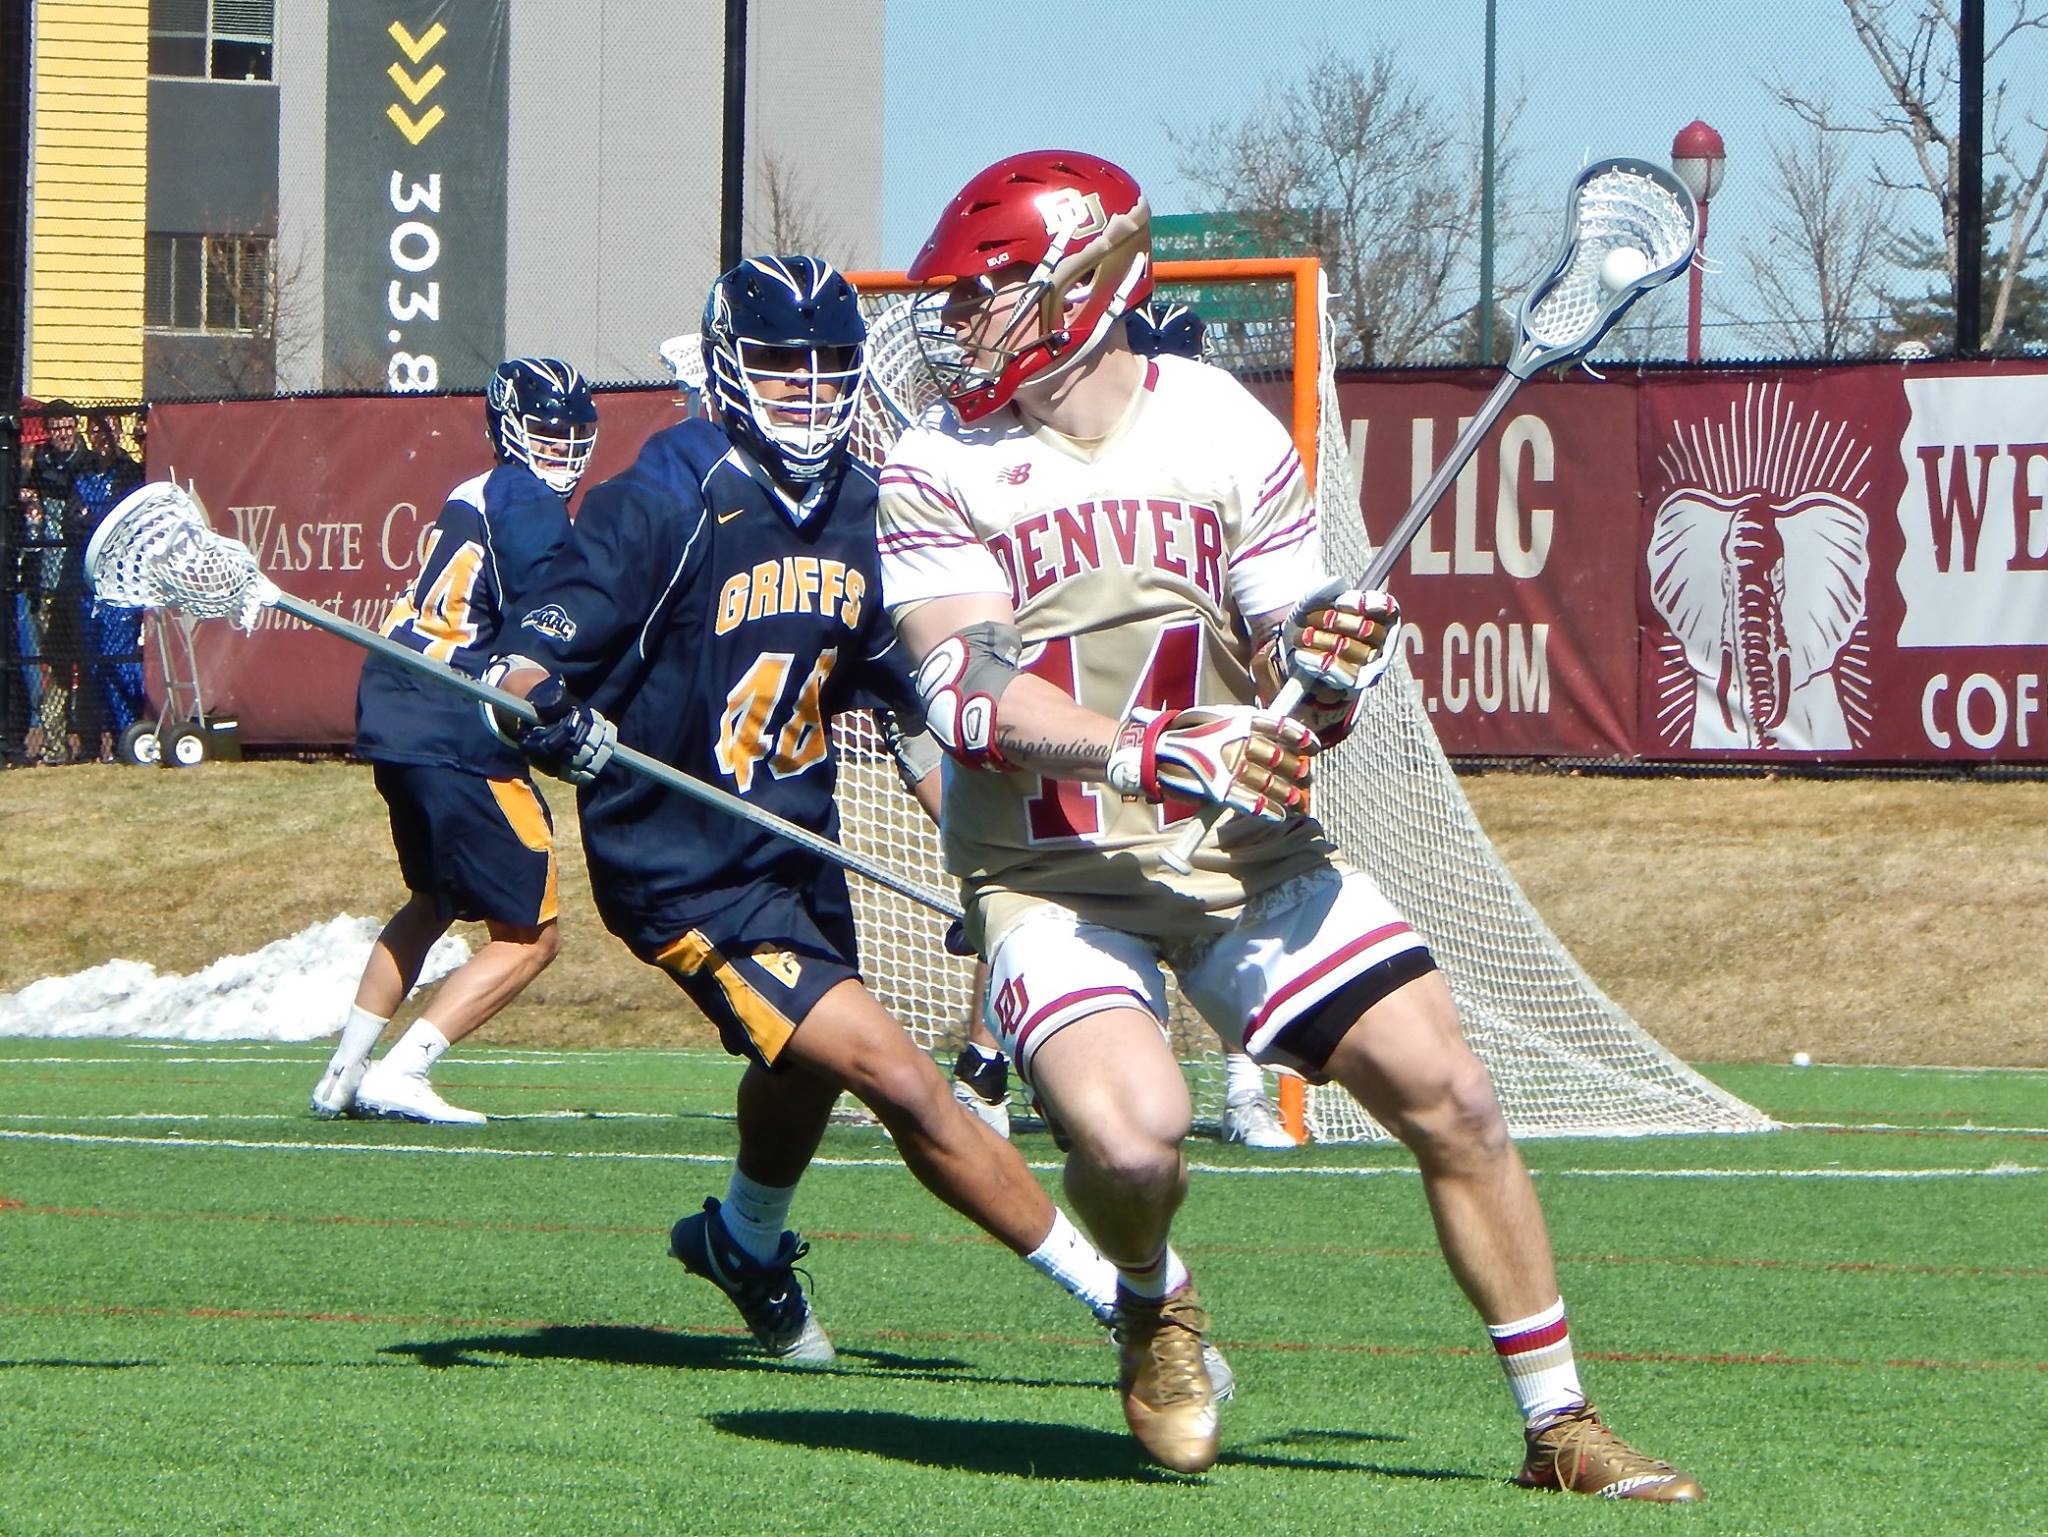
xmin=1116 ymin=1244 xmax=1191 ymax=1302
xmin=1487 ymin=1298 xmax=1585 ymax=1424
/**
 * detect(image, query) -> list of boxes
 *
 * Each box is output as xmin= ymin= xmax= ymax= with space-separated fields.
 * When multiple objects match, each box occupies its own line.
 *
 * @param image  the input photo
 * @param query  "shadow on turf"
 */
xmin=378 ymin=1323 xmax=1102 ymax=1390
xmin=710 ymin=1409 xmax=1487 ymax=1484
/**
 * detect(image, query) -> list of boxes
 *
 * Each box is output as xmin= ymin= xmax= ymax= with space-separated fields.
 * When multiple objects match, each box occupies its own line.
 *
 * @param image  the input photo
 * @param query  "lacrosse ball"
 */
xmin=1791 ymin=1051 xmax=1812 ymax=1068
xmin=1599 ymin=247 xmax=1652 ymax=291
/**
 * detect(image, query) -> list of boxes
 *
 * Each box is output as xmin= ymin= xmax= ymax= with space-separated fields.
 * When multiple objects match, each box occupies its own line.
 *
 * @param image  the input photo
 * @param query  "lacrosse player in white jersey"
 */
xmin=876 ymin=149 xmax=1702 ymax=1497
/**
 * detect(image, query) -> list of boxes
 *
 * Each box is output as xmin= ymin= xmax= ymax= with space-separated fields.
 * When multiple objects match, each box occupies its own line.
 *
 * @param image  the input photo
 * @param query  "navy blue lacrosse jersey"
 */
xmin=356 ymin=462 xmax=572 ymax=775
xmin=506 ymin=419 xmax=917 ymax=950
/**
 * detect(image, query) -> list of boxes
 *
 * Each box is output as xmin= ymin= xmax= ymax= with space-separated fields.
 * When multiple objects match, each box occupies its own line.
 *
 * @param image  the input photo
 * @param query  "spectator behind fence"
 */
xmin=19 ymin=404 xmax=90 ymax=763
xmin=76 ymin=415 xmax=148 ymax=758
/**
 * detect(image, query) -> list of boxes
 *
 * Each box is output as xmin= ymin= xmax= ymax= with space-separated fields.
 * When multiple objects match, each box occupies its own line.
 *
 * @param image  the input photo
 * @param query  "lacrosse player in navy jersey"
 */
xmin=310 ymin=358 xmax=598 ymax=1125
xmin=478 ymin=256 xmax=1150 ymax=1369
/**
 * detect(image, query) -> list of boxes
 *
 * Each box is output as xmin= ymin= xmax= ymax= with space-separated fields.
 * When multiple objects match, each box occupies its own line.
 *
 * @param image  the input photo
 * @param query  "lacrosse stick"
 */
xmin=85 ymin=482 xmax=963 ymax=921
xmin=1164 ymin=156 xmax=1698 ymax=872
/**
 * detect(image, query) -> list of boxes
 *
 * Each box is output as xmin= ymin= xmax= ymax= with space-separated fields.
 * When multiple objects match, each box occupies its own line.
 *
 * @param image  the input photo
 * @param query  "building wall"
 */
xmin=28 ymin=0 xmax=148 ymax=401
xmin=503 ymin=0 xmax=884 ymax=382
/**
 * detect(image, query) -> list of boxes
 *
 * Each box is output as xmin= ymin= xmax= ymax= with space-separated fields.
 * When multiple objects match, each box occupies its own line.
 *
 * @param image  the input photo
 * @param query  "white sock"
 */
xmin=1488 ymin=1298 xmax=1586 ymax=1424
xmin=1117 ymin=1244 xmax=1191 ymax=1302
xmin=720 ymin=1171 xmax=797 ymax=1263
xmin=1224 ymin=1053 xmax=1264 ymax=1103
xmin=1024 ymin=1208 xmax=1120 ymax=1323
xmin=377 ymin=1019 xmax=452 ymax=1080
xmin=324 ymin=1005 xmax=389 ymax=1075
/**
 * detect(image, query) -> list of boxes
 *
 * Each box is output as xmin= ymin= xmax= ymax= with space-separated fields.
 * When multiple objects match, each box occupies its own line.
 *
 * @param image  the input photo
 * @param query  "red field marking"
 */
xmin=1805 ymin=1122 xmax=2048 ymax=1143
xmin=3 ymin=1301 xmax=2043 ymax=1374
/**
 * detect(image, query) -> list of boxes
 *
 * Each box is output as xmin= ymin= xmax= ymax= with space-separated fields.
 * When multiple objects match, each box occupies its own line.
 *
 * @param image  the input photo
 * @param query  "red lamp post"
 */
xmin=1671 ymin=120 xmax=1726 ymax=362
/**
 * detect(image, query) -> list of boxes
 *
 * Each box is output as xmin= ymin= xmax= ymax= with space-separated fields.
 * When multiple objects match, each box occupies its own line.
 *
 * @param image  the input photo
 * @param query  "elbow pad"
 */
xmin=913 ymin=621 xmax=1023 ymax=769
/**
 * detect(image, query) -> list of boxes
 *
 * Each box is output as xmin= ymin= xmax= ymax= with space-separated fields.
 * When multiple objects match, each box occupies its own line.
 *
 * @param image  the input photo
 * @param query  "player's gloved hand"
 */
xmin=1104 ymin=705 xmax=1315 ymax=822
xmin=1275 ymin=580 xmax=1403 ymax=745
xmin=479 ymin=656 xmax=618 ymax=785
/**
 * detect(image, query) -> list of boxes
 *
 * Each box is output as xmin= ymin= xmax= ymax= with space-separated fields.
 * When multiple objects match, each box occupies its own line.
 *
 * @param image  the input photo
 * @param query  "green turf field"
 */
xmin=2 ymin=1042 xmax=2041 ymax=1536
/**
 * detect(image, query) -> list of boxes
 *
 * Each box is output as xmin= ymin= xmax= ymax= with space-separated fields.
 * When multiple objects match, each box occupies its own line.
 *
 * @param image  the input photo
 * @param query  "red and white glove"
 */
xmin=1274 ymin=580 xmax=1403 ymax=745
xmin=1105 ymin=705 xmax=1315 ymax=822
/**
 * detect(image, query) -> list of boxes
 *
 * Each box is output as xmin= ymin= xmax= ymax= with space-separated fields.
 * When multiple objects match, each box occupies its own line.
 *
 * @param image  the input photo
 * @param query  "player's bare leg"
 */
xmin=311 ymin=893 xmax=448 ymax=1118
xmin=352 ymin=916 xmax=558 ymax=1125
xmin=1320 ymin=970 xmax=1701 ymax=1500
xmin=1030 ymin=1007 xmax=1219 ymax=1474
xmin=672 ymin=978 xmax=1127 ymax=1365
xmin=784 ymin=979 xmax=1055 ymax=1254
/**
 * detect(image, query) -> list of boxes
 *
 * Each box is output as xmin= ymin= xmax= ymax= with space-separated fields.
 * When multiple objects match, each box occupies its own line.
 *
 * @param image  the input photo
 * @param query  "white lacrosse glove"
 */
xmin=479 ymin=655 xmax=618 ymax=786
xmin=1104 ymin=705 xmax=1315 ymax=822
xmin=1274 ymin=580 xmax=1403 ymax=746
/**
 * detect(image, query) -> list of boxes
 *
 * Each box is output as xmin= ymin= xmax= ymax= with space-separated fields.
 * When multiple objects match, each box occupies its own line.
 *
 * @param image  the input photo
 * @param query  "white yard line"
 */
xmin=1 ymin=1126 xmax=2040 ymax=1179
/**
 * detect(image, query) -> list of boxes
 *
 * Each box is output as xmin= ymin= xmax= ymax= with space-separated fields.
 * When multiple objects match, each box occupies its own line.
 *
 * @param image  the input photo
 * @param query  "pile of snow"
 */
xmin=0 ymin=915 xmax=470 ymax=1041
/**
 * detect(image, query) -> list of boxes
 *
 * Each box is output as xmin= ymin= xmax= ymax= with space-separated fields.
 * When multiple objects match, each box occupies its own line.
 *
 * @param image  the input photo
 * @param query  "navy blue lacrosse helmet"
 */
xmin=485 ymin=357 xmax=599 ymax=495
xmin=701 ymin=256 xmax=868 ymax=486
xmin=1125 ymin=301 xmax=1211 ymax=363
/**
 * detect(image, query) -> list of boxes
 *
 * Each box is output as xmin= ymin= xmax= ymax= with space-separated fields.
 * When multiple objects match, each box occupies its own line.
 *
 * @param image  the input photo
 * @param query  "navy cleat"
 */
xmin=668 ymin=1197 xmax=836 ymax=1362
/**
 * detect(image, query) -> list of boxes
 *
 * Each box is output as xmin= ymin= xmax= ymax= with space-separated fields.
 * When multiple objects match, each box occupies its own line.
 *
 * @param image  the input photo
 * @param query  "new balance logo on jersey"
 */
xmin=522 ymin=603 xmax=578 ymax=643
xmin=997 ymin=463 xmax=1032 ymax=485
xmin=986 ymin=498 xmax=1227 ymax=607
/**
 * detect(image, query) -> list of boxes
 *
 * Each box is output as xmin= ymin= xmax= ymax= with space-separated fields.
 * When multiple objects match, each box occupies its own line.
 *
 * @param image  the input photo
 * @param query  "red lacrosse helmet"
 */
xmin=906 ymin=149 xmax=1153 ymax=421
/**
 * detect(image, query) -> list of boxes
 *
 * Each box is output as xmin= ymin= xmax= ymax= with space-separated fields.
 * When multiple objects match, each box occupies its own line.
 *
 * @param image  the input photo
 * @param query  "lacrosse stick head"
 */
xmin=85 ymin=481 xmax=274 ymax=629
xmin=1511 ymin=158 xmax=1697 ymax=378
xmin=659 ymin=332 xmax=707 ymax=396
xmin=863 ymin=296 xmax=953 ymax=431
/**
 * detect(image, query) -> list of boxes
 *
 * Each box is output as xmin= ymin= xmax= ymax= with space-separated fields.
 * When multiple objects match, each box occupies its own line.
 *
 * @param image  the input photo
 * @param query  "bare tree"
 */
xmin=746 ymin=147 xmax=849 ymax=267
xmin=1168 ymin=44 xmax=1528 ymax=366
xmin=1722 ymin=115 xmax=1898 ymax=357
xmin=1769 ymin=0 xmax=2048 ymax=348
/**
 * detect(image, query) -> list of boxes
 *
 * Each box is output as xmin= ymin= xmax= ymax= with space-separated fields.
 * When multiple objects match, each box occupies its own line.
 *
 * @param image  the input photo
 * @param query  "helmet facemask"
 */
xmin=501 ymin=414 xmax=597 ymax=495
xmin=705 ymin=337 xmax=867 ymax=485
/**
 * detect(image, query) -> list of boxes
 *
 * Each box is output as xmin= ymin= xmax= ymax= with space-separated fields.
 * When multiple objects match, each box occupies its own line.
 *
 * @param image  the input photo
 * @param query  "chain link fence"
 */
xmin=2 ymin=403 xmax=150 ymax=767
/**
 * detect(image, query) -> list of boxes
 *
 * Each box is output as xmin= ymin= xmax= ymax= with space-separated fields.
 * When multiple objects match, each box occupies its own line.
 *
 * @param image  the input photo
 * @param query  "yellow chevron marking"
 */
xmin=386 ymin=62 xmax=445 ymax=104
xmin=387 ymin=21 xmax=446 ymax=63
xmin=386 ymin=103 xmax=446 ymax=144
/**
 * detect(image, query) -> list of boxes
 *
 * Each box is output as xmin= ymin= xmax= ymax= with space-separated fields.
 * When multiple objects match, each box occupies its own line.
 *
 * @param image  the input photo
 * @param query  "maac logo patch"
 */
xmin=521 ymin=603 xmax=578 ymax=643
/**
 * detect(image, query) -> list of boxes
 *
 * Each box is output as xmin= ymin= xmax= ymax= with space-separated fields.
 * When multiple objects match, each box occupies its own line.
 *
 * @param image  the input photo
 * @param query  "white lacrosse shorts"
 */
xmin=982 ymin=865 xmax=1432 ymax=1082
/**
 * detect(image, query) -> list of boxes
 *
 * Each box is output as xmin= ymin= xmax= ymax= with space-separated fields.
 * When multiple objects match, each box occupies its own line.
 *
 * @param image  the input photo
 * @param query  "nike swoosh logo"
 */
xmin=718 ymin=508 xmax=744 ymax=524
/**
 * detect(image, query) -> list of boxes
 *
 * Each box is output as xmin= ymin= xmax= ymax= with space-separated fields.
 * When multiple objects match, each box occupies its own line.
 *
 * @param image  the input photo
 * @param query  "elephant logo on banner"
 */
xmin=1648 ymin=381 xmax=1874 ymax=750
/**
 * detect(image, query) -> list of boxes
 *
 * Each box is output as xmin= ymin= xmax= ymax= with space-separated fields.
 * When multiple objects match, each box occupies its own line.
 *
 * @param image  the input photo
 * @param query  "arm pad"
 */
xmin=913 ymin=620 xmax=1023 ymax=769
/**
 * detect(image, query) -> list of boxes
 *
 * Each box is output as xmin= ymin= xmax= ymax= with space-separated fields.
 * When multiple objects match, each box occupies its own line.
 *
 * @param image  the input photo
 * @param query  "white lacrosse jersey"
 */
xmin=877 ymin=352 xmax=1339 ymax=947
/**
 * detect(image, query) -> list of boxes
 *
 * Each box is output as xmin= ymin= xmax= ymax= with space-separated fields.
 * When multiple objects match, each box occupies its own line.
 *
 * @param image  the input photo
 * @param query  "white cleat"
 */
xmin=1221 ymin=1094 xmax=1301 ymax=1150
xmin=351 ymin=1064 xmax=487 ymax=1125
xmin=1202 ymin=1341 xmax=1237 ymax=1402
xmin=309 ymin=1060 xmax=367 ymax=1120
xmin=951 ymin=1075 xmax=1012 ymax=1139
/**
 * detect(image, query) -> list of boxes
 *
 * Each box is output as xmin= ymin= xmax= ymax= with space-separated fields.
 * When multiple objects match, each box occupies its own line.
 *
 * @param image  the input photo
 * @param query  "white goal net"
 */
xmin=829 ymin=262 xmax=1772 ymax=1142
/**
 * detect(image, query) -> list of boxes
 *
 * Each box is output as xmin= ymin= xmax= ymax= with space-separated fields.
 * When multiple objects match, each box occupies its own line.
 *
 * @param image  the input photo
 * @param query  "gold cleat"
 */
xmin=1113 ymin=1283 xmax=1220 ymax=1474
xmin=1514 ymin=1402 xmax=1704 ymax=1501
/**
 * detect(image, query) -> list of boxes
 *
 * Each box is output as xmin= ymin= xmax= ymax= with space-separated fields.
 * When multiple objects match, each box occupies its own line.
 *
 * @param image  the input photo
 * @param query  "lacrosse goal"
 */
xmin=830 ymin=258 xmax=1770 ymax=1143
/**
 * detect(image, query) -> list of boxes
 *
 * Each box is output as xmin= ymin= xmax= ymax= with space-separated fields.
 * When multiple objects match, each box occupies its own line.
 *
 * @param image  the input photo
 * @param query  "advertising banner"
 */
xmin=1636 ymin=369 xmax=2048 ymax=764
xmin=146 ymin=362 xmax=2048 ymax=764
xmin=146 ymin=388 xmax=686 ymax=744
xmin=323 ymin=1 xmax=511 ymax=392
xmin=1333 ymin=372 xmax=1641 ymax=757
